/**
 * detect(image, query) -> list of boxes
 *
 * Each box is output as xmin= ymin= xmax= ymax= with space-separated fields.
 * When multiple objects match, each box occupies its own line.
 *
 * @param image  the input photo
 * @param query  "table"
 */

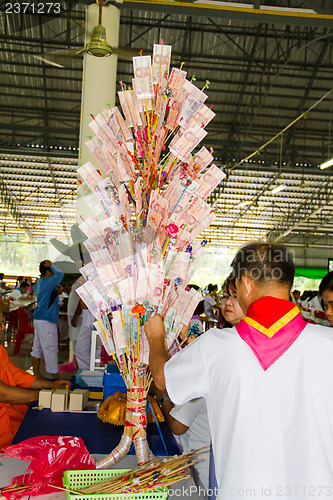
xmin=5 ymin=406 xmax=203 ymax=500
xmin=12 ymin=405 xmax=180 ymax=456
xmin=0 ymin=454 xmax=203 ymax=499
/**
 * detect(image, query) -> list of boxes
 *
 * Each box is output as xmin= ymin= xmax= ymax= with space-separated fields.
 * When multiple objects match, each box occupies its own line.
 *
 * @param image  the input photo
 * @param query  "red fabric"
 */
xmin=0 ymin=346 xmax=36 ymax=451
xmin=246 ymin=296 xmax=296 ymax=329
xmin=100 ymin=345 xmax=113 ymax=366
xmin=236 ymin=297 xmax=307 ymax=371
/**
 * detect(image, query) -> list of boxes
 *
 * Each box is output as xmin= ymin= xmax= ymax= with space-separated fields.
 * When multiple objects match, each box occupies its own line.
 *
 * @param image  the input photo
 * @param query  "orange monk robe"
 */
xmin=0 ymin=345 xmax=36 ymax=451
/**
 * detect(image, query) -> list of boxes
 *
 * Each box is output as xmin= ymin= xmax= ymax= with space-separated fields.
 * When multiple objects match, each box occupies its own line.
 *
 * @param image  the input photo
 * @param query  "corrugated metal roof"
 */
xmin=1 ymin=0 xmax=333 ymax=247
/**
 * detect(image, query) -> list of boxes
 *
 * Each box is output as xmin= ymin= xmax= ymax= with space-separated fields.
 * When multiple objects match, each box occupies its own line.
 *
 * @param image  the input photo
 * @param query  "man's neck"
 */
xmin=248 ymin=287 xmax=290 ymax=311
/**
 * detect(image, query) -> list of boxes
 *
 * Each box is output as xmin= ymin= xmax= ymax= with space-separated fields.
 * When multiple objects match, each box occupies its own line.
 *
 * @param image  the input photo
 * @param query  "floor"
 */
xmin=4 ymin=326 xmax=71 ymax=378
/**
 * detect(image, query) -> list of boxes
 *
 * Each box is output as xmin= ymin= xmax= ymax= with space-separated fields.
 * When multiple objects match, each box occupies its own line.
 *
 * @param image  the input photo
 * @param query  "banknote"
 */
xmin=112 ymin=309 xmax=126 ymax=356
xmin=152 ymin=43 xmax=172 ymax=85
xmin=132 ymin=78 xmax=153 ymax=113
xmin=76 ymin=281 xmax=109 ymax=319
xmin=85 ymin=137 xmax=117 ymax=175
xmin=90 ymin=113 xmax=118 ymax=154
xmin=77 ymin=162 xmax=101 ymax=192
xmin=104 ymin=106 xmax=133 ymax=144
xmin=195 ymin=164 xmax=226 ymax=199
xmin=169 ymin=122 xmax=207 ymax=161
xmin=178 ymin=81 xmax=208 ymax=129
xmin=164 ymin=306 xmax=177 ymax=341
xmin=186 ymin=146 xmax=214 ymax=178
xmin=139 ymin=326 xmax=150 ymax=365
xmin=189 ymin=104 xmax=215 ymax=130
xmin=118 ymin=90 xmax=143 ymax=128
xmin=94 ymin=320 xmax=114 ymax=355
xmin=133 ymin=55 xmax=154 ymax=99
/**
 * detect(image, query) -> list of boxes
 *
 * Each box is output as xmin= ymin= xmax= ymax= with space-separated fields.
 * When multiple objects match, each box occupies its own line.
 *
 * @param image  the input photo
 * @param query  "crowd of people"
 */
xmin=1 ymin=245 xmax=333 ymax=498
xmin=145 ymin=243 xmax=333 ymax=500
xmin=0 ymin=264 xmax=97 ymax=378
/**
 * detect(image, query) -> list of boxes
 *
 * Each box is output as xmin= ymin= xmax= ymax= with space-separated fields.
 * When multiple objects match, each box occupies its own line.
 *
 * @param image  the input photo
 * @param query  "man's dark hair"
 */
xmin=207 ymin=283 xmax=218 ymax=293
xmin=17 ymin=276 xmax=23 ymax=282
xmin=20 ymin=281 xmax=29 ymax=289
xmin=319 ymin=271 xmax=333 ymax=297
xmin=40 ymin=261 xmax=51 ymax=277
xmin=231 ymin=242 xmax=295 ymax=290
xmin=0 ymin=273 xmax=4 ymax=280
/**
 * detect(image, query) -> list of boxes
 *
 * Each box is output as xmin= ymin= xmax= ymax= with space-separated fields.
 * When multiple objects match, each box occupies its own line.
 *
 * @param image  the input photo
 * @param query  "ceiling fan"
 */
xmin=33 ymin=0 xmax=140 ymax=68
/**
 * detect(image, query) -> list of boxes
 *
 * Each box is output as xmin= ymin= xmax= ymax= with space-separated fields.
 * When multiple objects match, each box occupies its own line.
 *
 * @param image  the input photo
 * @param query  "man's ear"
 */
xmin=242 ymin=275 xmax=255 ymax=299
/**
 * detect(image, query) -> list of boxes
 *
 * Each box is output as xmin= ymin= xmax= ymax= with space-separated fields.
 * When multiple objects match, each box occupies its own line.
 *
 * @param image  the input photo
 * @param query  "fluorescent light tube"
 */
xmin=271 ymin=184 xmax=286 ymax=194
xmin=319 ymin=158 xmax=333 ymax=170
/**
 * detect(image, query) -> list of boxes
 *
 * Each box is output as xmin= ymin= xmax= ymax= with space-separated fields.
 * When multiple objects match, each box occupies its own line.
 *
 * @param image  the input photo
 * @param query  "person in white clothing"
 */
xmin=8 ymin=282 xmax=32 ymax=306
xmin=319 ymin=271 xmax=333 ymax=327
xmin=145 ymin=242 xmax=333 ymax=500
xmin=31 ymin=260 xmax=64 ymax=378
xmin=59 ymin=277 xmax=85 ymax=373
xmin=153 ymin=388 xmax=210 ymax=494
xmin=154 ymin=275 xmax=245 ymax=496
xmin=203 ymin=284 xmax=218 ymax=320
xmin=291 ymin=289 xmax=301 ymax=307
xmin=75 ymin=302 xmax=95 ymax=370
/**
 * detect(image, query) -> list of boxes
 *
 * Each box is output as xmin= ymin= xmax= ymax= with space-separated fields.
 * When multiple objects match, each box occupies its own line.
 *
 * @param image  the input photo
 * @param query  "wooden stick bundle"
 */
xmin=77 ymin=448 xmax=209 ymax=495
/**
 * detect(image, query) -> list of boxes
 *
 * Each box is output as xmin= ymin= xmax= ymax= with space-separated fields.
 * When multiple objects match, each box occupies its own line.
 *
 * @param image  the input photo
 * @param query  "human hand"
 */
xmin=52 ymin=379 xmax=71 ymax=390
xmin=71 ymin=317 xmax=77 ymax=327
xmin=44 ymin=260 xmax=52 ymax=267
xmin=144 ymin=314 xmax=165 ymax=343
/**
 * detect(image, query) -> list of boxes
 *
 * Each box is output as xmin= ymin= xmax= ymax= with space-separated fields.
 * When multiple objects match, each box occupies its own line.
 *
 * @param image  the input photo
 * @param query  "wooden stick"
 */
xmin=47 ymin=484 xmax=84 ymax=495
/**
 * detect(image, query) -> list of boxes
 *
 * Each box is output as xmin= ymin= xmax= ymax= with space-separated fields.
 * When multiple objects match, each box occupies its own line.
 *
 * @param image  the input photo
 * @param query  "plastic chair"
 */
xmin=5 ymin=310 xmax=18 ymax=344
xmin=314 ymin=309 xmax=327 ymax=320
xmin=13 ymin=307 xmax=34 ymax=354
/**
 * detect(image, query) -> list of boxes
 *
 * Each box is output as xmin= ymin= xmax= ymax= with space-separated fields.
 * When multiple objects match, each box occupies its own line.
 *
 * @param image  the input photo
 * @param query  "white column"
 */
xmin=77 ymin=3 xmax=120 ymax=220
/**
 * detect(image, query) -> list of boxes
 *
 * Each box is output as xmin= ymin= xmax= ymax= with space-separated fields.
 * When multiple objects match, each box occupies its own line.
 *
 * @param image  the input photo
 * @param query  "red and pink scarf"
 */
xmin=235 ymin=296 xmax=307 ymax=370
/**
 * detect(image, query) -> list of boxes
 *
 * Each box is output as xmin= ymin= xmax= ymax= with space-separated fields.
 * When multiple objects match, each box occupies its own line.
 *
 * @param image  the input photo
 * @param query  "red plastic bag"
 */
xmin=2 ymin=435 xmax=96 ymax=499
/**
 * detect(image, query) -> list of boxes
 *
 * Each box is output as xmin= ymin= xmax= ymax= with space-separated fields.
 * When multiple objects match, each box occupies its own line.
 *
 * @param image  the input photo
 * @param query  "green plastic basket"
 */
xmin=63 ymin=469 xmax=168 ymax=500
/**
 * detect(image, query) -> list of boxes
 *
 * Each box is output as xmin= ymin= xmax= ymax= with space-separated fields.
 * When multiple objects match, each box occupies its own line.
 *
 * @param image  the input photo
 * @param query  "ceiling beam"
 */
xmin=267 ymin=181 xmax=333 ymax=242
xmin=284 ymin=32 xmax=332 ymax=157
xmin=0 ymin=177 xmax=34 ymax=242
xmin=112 ymin=0 xmax=333 ymax=27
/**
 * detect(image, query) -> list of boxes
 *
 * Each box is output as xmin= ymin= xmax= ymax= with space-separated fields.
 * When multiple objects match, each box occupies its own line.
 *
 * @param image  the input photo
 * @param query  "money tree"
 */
xmin=75 ymin=42 xmax=225 ymax=468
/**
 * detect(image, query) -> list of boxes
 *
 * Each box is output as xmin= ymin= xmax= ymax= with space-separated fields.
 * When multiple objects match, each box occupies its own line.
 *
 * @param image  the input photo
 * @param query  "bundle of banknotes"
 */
xmin=75 ymin=42 xmax=226 ymax=377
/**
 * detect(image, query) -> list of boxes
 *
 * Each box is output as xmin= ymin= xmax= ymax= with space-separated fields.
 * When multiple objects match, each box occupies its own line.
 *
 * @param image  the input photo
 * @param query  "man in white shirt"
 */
xmin=59 ymin=277 xmax=84 ymax=373
xmin=145 ymin=242 xmax=333 ymax=500
xmin=8 ymin=282 xmax=32 ymax=307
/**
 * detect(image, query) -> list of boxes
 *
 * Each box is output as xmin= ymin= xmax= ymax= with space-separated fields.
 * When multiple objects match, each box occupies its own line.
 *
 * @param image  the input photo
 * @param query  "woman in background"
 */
xmin=220 ymin=274 xmax=245 ymax=327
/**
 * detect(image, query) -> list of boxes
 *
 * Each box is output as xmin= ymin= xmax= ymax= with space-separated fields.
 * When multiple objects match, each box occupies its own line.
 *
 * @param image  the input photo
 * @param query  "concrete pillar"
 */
xmin=77 ymin=3 xmax=120 ymax=220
